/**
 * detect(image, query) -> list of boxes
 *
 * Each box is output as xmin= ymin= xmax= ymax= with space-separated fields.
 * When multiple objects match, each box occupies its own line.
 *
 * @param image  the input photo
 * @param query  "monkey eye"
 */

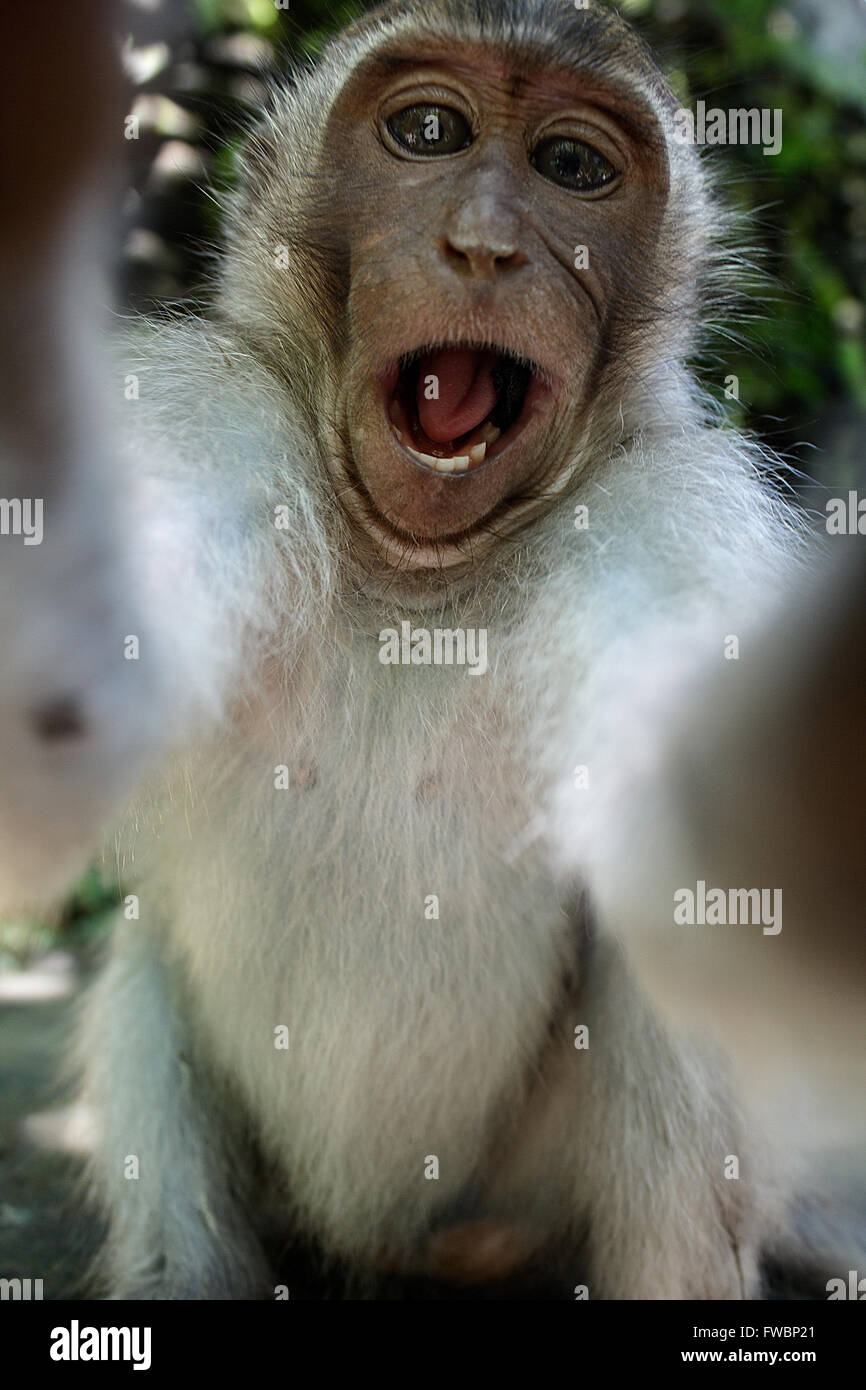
xmin=531 ymin=137 xmax=617 ymax=192
xmin=386 ymin=104 xmax=472 ymax=156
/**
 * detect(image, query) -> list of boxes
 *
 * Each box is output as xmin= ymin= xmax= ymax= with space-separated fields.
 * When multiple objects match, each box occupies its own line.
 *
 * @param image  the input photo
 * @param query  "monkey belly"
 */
xmin=151 ymin=716 xmax=575 ymax=1270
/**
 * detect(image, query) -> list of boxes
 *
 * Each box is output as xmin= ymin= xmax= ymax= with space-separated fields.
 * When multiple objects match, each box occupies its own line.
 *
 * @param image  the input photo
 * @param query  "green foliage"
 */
xmin=193 ymin=0 xmax=282 ymax=35
xmin=0 ymin=865 xmax=119 ymax=963
xmin=656 ymin=0 xmax=866 ymax=445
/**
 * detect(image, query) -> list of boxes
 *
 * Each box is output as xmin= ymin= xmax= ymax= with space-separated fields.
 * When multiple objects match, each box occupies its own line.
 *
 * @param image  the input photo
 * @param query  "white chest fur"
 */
xmin=137 ymin=630 xmax=574 ymax=1255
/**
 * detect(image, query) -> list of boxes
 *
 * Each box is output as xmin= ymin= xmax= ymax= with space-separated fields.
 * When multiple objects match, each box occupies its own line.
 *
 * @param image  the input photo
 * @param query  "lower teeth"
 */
xmin=388 ymin=392 xmax=504 ymax=473
xmin=407 ymin=447 xmax=470 ymax=472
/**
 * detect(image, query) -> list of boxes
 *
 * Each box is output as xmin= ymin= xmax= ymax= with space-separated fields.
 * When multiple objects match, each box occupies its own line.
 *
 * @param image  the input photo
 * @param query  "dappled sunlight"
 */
xmin=0 ymin=950 xmax=78 ymax=1003
xmin=21 ymin=1101 xmax=96 ymax=1159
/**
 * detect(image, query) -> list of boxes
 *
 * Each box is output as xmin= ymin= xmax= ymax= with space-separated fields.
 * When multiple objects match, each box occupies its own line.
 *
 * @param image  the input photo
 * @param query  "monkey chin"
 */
xmin=342 ymin=339 xmax=560 ymax=577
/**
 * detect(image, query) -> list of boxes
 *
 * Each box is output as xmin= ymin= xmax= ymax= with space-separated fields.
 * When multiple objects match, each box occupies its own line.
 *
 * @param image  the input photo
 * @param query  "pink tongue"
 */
xmin=416 ymin=349 xmax=498 ymax=444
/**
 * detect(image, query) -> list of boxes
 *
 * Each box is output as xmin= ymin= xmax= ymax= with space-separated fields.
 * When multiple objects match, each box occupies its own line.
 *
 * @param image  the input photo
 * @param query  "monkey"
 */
xmin=37 ymin=0 xmax=856 ymax=1299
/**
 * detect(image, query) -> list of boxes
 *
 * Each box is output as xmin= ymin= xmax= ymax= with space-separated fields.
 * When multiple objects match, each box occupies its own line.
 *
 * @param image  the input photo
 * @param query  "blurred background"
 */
xmin=0 ymin=0 xmax=864 ymax=1295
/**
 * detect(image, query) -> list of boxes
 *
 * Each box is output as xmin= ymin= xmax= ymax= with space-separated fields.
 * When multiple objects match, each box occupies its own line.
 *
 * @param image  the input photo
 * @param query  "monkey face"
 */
xmin=318 ymin=30 xmax=672 ymax=571
xmin=225 ymin=3 xmax=694 ymax=580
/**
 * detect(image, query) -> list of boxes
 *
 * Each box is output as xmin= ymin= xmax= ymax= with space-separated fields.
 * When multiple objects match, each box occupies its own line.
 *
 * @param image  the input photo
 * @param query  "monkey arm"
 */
xmin=599 ymin=545 xmax=866 ymax=1095
xmin=547 ymin=521 xmax=864 ymax=1165
xmin=115 ymin=322 xmax=334 ymax=723
xmin=0 ymin=5 xmax=163 ymax=913
xmin=0 ymin=321 xmax=332 ymax=913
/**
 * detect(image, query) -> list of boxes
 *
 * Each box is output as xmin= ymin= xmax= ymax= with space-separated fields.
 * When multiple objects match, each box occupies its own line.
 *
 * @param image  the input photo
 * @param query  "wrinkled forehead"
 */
xmin=320 ymin=0 xmax=675 ymax=131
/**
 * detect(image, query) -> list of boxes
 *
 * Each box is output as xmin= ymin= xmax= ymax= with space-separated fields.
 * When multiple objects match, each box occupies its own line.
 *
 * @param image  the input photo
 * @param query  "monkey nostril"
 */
xmin=441 ymin=237 xmax=523 ymax=276
xmin=30 ymin=696 xmax=88 ymax=743
xmin=441 ymin=238 xmax=473 ymax=271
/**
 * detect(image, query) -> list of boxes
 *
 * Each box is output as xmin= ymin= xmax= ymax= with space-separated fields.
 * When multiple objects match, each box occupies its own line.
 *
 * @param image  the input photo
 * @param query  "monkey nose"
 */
xmin=439 ymin=234 xmax=527 ymax=278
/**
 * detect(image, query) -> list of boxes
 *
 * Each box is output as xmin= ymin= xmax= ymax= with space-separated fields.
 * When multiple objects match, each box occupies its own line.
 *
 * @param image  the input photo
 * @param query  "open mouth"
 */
xmin=387 ymin=345 xmax=538 ymax=475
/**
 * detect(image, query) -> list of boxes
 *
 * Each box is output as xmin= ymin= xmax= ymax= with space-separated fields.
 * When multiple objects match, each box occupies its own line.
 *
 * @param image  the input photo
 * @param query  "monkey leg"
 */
xmin=485 ymin=934 xmax=763 ymax=1299
xmin=75 ymin=917 xmax=271 ymax=1299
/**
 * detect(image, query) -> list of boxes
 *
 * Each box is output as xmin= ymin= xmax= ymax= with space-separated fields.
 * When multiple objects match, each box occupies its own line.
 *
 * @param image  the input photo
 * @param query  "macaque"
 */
xmin=4 ymin=0 xmax=860 ymax=1298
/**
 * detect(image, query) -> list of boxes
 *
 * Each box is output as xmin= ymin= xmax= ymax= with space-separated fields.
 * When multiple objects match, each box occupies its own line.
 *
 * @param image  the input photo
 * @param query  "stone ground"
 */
xmin=0 ymin=949 xmax=99 ymax=1299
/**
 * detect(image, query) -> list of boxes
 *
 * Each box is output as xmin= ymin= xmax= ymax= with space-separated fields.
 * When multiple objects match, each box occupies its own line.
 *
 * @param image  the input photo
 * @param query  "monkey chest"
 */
xmin=165 ymin=682 xmax=573 ymax=1244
